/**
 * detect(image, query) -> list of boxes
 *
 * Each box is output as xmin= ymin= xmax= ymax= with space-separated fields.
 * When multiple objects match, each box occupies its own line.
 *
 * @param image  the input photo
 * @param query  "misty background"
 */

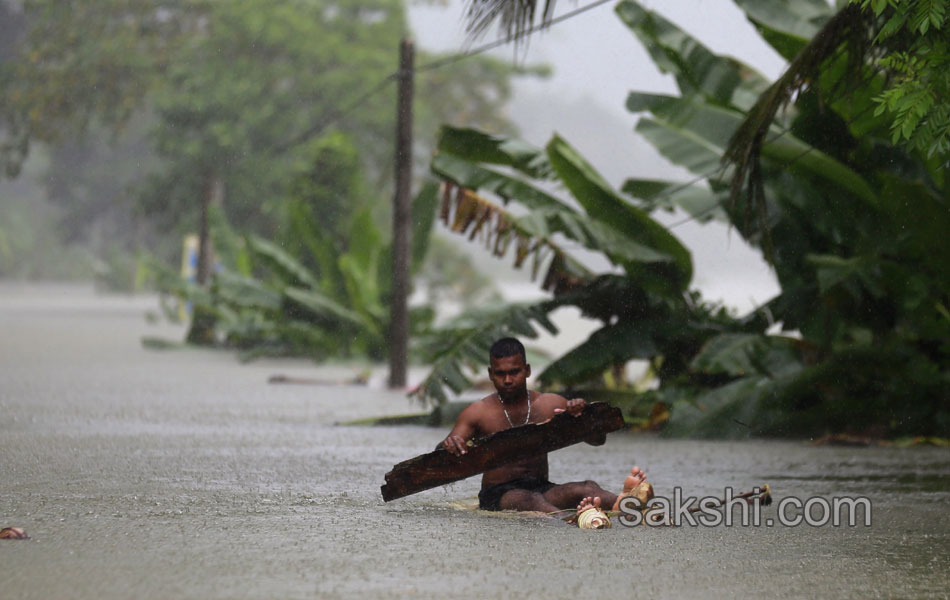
xmin=0 ymin=0 xmax=783 ymax=313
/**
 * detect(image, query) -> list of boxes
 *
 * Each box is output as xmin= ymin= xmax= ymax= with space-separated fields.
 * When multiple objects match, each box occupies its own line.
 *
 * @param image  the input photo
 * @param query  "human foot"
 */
xmin=611 ymin=466 xmax=654 ymax=511
xmin=576 ymin=496 xmax=611 ymax=529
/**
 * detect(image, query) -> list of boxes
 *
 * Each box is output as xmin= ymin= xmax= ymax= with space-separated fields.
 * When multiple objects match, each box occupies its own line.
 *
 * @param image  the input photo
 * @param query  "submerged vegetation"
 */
xmin=415 ymin=0 xmax=950 ymax=439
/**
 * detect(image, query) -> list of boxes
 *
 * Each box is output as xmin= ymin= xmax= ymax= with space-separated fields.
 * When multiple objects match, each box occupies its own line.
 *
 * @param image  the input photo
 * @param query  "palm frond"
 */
xmin=723 ymin=2 xmax=872 ymax=219
xmin=463 ymin=0 xmax=557 ymax=43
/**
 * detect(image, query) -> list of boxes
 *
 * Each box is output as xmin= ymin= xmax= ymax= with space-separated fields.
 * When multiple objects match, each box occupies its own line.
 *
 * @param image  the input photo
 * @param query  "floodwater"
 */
xmin=1 ymin=283 xmax=947 ymax=599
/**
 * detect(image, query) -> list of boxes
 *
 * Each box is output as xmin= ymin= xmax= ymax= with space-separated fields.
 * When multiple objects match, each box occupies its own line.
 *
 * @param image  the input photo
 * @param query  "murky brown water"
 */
xmin=1 ymin=283 xmax=948 ymax=599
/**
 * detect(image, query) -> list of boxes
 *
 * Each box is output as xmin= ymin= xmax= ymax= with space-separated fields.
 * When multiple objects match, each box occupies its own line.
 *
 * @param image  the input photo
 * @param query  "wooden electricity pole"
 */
xmin=388 ymin=37 xmax=414 ymax=388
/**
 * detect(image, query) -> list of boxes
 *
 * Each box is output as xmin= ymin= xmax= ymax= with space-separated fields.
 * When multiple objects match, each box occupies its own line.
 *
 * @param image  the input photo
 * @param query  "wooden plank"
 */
xmin=381 ymin=402 xmax=625 ymax=502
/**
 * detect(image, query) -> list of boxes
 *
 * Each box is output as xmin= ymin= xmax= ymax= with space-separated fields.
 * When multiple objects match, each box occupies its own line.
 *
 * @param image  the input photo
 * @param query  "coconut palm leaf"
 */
xmin=463 ymin=0 xmax=558 ymax=43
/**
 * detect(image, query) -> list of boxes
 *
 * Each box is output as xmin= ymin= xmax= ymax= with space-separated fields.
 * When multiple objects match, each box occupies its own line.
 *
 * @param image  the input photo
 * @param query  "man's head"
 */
xmin=489 ymin=337 xmax=526 ymax=363
xmin=488 ymin=337 xmax=530 ymax=403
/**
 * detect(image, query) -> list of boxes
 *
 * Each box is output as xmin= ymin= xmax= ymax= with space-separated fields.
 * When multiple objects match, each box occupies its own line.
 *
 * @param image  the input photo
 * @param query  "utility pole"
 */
xmin=388 ymin=37 xmax=414 ymax=388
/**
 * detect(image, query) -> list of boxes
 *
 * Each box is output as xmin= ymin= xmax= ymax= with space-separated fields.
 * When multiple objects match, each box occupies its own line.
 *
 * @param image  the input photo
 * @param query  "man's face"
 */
xmin=488 ymin=354 xmax=531 ymax=402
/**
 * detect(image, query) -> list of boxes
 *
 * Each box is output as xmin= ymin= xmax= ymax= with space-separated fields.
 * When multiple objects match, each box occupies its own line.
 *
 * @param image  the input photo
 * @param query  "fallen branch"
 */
xmin=381 ymin=402 xmax=625 ymax=501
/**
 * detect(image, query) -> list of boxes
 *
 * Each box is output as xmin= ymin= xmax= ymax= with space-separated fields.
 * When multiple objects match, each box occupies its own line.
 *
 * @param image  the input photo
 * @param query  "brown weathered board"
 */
xmin=380 ymin=402 xmax=625 ymax=502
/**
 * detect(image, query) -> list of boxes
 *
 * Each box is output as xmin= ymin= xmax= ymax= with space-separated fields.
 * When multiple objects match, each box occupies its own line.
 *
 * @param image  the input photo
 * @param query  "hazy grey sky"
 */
xmin=409 ymin=0 xmax=786 ymax=314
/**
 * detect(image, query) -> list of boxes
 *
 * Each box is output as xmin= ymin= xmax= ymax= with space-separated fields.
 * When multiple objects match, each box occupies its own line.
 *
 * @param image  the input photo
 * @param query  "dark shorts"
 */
xmin=478 ymin=477 xmax=557 ymax=511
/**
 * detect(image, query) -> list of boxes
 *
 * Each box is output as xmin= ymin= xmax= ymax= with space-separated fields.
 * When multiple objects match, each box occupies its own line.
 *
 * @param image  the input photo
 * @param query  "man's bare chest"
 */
xmin=476 ymin=402 xmax=557 ymax=437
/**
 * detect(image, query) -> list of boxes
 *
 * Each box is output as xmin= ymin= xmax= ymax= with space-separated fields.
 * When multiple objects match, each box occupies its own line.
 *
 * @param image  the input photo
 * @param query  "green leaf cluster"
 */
xmin=153 ymin=160 xmax=443 ymax=362
xmin=857 ymin=0 xmax=950 ymax=156
xmin=417 ymin=0 xmax=950 ymax=438
xmin=622 ymin=0 xmax=950 ymax=438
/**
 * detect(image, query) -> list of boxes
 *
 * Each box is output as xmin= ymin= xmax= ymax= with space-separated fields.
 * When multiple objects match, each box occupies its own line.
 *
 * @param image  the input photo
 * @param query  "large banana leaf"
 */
xmin=628 ymin=93 xmax=880 ymax=207
xmin=690 ymin=333 xmax=801 ymax=379
xmin=436 ymin=181 xmax=592 ymax=285
xmin=616 ymin=0 xmax=771 ymax=110
xmin=664 ymin=376 xmax=769 ymax=438
xmin=432 ymin=152 xmax=577 ymax=213
xmin=622 ymin=178 xmax=730 ymax=223
xmin=339 ymin=207 xmax=385 ymax=325
xmin=546 ymin=134 xmax=693 ymax=290
xmin=538 ymin=320 xmax=659 ymax=385
xmin=283 ymin=286 xmax=370 ymax=331
xmin=435 ymin=144 xmax=681 ymax=284
xmin=248 ymin=235 xmax=320 ymax=290
xmin=435 ymin=126 xmax=554 ymax=179
xmin=214 ymin=270 xmax=282 ymax=310
xmin=285 ymin=198 xmax=345 ymax=297
xmin=733 ymin=0 xmax=834 ymax=61
xmin=411 ymin=180 xmax=440 ymax=274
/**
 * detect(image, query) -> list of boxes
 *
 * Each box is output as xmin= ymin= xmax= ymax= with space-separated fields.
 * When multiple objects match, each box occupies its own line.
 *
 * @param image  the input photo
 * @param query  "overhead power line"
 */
xmin=416 ymin=0 xmax=616 ymax=73
xmin=271 ymin=0 xmax=617 ymax=154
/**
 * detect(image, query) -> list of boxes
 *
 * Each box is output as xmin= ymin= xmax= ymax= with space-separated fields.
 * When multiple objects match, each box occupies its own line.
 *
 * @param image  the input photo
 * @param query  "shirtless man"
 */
xmin=441 ymin=337 xmax=649 ymax=514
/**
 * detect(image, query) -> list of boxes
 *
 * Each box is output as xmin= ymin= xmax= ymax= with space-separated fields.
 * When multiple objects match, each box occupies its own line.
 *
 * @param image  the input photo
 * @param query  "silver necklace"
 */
xmin=502 ymin=391 xmax=531 ymax=428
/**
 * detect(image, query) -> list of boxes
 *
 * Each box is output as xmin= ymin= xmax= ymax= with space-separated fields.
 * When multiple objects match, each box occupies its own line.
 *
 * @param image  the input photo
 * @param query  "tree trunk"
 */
xmin=186 ymin=170 xmax=224 ymax=345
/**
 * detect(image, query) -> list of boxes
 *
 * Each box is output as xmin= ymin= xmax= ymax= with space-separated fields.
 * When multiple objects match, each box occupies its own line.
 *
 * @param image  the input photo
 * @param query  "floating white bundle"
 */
xmin=577 ymin=507 xmax=611 ymax=529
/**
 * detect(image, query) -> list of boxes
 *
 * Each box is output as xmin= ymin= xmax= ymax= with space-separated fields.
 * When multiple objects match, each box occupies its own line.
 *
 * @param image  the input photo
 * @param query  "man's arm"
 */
xmin=545 ymin=393 xmax=584 ymax=418
xmin=440 ymin=403 xmax=480 ymax=455
xmin=551 ymin=396 xmax=604 ymax=445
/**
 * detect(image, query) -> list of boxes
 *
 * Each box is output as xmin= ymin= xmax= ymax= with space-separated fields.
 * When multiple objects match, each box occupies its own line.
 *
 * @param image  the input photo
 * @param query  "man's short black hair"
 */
xmin=489 ymin=337 xmax=526 ymax=361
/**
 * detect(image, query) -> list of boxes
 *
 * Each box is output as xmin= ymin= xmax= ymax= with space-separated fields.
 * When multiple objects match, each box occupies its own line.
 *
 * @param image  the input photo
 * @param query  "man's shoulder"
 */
xmin=460 ymin=395 xmax=495 ymax=418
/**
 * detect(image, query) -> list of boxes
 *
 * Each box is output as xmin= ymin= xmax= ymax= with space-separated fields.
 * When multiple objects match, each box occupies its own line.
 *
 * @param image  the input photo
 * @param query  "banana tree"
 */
xmin=417 ymin=0 xmax=949 ymax=438
xmin=153 ymin=179 xmax=442 ymax=362
xmin=619 ymin=0 xmax=950 ymax=437
xmin=412 ymin=125 xmax=738 ymax=406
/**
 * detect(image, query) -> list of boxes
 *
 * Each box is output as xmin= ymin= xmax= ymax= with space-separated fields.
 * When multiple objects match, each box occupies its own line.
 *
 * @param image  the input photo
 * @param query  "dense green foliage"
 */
xmin=854 ymin=0 xmax=950 ymax=156
xmin=725 ymin=0 xmax=949 ymax=211
xmin=152 ymin=167 xmax=442 ymax=360
xmin=417 ymin=0 xmax=950 ymax=438
xmin=412 ymin=126 xmax=738 ymax=405
xmin=0 ymin=0 xmax=534 ymax=283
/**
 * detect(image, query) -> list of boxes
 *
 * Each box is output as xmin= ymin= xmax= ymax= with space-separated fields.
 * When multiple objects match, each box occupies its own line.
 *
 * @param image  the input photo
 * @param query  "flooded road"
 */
xmin=1 ymin=283 xmax=948 ymax=599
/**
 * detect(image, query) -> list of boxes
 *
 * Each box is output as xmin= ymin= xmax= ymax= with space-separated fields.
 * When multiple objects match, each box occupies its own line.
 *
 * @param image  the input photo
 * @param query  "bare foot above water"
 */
xmin=612 ymin=465 xmax=654 ymax=511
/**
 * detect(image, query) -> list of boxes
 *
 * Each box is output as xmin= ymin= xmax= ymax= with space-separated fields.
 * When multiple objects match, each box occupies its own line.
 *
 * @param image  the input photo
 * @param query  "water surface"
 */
xmin=1 ymin=284 xmax=947 ymax=599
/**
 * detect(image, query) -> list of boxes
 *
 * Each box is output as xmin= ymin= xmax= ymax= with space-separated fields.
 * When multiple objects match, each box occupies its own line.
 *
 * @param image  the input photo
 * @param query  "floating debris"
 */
xmin=577 ymin=507 xmax=612 ymax=529
xmin=0 ymin=527 xmax=28 ymax=540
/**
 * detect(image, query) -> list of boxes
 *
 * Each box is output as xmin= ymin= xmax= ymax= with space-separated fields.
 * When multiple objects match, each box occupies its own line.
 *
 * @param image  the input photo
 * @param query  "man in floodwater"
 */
xmin=442 ymin=337 xmax=650 ymax=515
